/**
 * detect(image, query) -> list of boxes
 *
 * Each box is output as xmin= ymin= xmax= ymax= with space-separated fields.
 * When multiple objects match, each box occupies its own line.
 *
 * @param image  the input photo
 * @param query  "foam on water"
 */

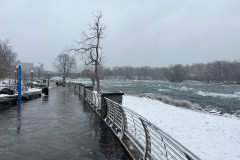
xmin=197 ymin=91 xmax=240 ymax=99
xmin=179 ymin=87 xmax=194 ymax=91
xmin=157 ymin=89 xmax=168 ymax=92
xmin=68 ymin=78 xmax=240 ymax=115
xmin=234 ymin=92 xmax=240 ymax=95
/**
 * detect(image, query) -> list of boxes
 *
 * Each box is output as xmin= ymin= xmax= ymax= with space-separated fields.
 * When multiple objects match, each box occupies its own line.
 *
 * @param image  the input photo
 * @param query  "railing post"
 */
xmin=78 ymin=84 xmax=85 ymax=97
xmin=100 ymin=92 xmax=124 ymax=119
xmin=119 ymin=105 xmax=127 ymax=140
xmin=74 ymin=83 xmax=77 ymax=90
xmin=75 ymin=83 xmax=84 ymax=93
xmin=84 ymin=86 xmax=93 ymax=99
xmin=140 ymin=118 xmax=151 ymax=160
xmin=75 ymin=85 xmax=79 ymax=92
xmin=71 ymin=82 xmax=75 ymax=90
xmin=111 ymin=100 xmax=115 ymax=127
xmin=74 ymin=83 xmax=79 ymax=92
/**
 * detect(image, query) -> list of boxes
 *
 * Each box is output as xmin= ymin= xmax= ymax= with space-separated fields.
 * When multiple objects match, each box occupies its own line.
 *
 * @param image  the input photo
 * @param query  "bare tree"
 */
xmin=79 ymin=65 xmax=96 ymax=87
xmin=71 ymin=12 xmax=106 ymax=93
xmin=0 ymin=39 xmax=17 ymax=80
xmin=53 ymin=52 xmax=76 ymax=86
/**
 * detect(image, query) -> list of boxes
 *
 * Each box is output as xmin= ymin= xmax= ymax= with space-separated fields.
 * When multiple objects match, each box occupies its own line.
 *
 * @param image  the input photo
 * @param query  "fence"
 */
xmin=69 ymin=83 xmax=200 ymax=160
xmin=85 ymin=89 xmax=101 ymax=113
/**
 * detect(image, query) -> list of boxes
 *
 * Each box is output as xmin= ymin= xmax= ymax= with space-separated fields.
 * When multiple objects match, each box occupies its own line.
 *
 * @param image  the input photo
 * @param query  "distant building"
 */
xmin=16 ymin=61 xmax=34 ymax=73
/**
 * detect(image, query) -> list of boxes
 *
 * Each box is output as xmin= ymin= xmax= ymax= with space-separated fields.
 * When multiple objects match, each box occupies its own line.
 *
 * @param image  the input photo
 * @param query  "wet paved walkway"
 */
xmin=0 ymin=87 xmax=130 ymax=160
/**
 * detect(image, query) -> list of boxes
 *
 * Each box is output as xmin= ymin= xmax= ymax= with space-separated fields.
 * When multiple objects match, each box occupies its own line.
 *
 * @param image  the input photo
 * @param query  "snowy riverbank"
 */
xmin=123 ymin=95 xmax=240 ymax=160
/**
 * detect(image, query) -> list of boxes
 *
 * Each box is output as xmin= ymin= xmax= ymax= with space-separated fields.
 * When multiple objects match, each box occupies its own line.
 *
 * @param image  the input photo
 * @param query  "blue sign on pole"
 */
xmin=17 ymin=66 xmax=21 ymax=102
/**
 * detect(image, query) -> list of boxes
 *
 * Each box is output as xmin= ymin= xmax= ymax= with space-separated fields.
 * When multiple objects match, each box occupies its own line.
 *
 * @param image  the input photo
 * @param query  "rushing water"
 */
xmin=68 ymin=78 xmax=240 ymax=116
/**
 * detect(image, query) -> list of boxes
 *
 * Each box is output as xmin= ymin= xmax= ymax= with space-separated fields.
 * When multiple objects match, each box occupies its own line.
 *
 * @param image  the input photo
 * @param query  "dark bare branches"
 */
xmin=70 ymin=11 xmax=106 ymax=93
xmin=79 ymin=65 xmax=96 ymax=87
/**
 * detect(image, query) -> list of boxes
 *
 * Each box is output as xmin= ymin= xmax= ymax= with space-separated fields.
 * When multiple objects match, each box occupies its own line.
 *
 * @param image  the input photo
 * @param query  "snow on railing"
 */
xmin=85 ymin=89 xmax=101 ymax=113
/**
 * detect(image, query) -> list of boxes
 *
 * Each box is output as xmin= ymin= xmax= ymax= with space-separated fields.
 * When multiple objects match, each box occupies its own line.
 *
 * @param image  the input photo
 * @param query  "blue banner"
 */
xmin=17 ymin=66 xmax=21 ymax=102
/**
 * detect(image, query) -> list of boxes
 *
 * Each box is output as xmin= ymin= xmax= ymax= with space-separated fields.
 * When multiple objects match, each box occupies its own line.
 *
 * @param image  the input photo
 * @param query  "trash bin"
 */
xmin=42 ymin=87 xmax=48 ymax=96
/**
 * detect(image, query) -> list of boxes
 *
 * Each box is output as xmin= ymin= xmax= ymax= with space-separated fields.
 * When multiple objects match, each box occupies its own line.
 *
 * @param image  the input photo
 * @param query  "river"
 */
xmin=67 ymin=78 xmax=240 ymax=116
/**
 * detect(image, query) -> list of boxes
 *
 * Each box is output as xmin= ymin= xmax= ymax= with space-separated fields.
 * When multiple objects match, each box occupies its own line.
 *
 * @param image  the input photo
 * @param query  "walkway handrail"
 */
xmin=105 ymin=97 xmax=200 ymax=160
xmin=79 ymin=86 xmax=84 ymax=97
xmin=69 ymin=82 xmax=200 ymax=160
xmin=85 ymin=89 xmax=101 ymax=111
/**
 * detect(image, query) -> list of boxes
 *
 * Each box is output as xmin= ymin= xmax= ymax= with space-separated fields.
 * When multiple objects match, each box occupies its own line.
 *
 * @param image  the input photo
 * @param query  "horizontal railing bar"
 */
xmin=146 ymin=150 xmax=166 ymax=160
xmin=150 ymin=136 xmax=185 ymax=159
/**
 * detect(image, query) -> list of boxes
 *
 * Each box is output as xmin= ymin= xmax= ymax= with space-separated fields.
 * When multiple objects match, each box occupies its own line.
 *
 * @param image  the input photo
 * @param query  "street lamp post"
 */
xmin=62 ymin=75 xmax=64 ymax=87
xmin=31 ymin=70 xmax=33 ymax=88
xmin=47 ymin=72 xmax=50 ymax=87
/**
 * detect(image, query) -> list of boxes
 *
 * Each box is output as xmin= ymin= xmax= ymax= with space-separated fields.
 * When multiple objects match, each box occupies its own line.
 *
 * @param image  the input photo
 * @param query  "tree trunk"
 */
xmin=91 ymin=78 xmax=95 ymax=89
xmin=62 ymin=75 xmax=65 ymax=87
xmin=95 ymin=62 xmax=100 ymax=93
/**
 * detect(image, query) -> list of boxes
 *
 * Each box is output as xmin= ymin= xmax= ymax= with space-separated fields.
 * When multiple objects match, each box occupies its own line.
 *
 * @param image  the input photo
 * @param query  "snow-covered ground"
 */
xmin=123 ymin=95 xmax=240 ymax=160
xmin=0 ymin=88 xmax=42 ymax=98
xmin=24 ymin=88 xmax=42 ymax=93
xmin=0 ymin=94 xmax=10 ymax=97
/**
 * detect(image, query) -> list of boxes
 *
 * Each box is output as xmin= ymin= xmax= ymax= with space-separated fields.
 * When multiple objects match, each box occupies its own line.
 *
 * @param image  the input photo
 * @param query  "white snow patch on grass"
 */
xmin=123 ymin=95 xmax=240 ymax=160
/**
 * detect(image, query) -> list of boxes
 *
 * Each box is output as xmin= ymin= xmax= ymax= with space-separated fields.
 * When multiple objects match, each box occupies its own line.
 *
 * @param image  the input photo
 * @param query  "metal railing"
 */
xmin=69 ymin=83 xmax=200 ymax=160
xmin=69 ymin=83 xmax=74 ymax=89
xmin=85 ymin=89 xmax=101 ymax=113
xmin=75 ymin=85 xmax=80 ymax=92
xmin=79 ymin=86 xmax=84 ymax=97
xmin=105 ymin=98 xmax=200 ymax=160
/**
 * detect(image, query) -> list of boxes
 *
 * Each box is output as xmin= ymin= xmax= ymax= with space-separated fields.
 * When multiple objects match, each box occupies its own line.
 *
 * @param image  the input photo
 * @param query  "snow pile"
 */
xmin=0 ymin=94 xmax=9 ymax=97
xmin=33 ymin=82 xmax=39 ymax=85
xmin=123 ymin=95 xmax=240 ymax=160
xmin=24 ymin=88 xmax=42 ymax=93
xmin=0 ymin=88 xmax=42 ymax=97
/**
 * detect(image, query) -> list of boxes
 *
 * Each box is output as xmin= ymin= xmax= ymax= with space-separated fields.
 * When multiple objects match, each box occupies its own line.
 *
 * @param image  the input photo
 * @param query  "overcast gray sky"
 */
xmin=0 ymin=0 xmax=240 ymax=70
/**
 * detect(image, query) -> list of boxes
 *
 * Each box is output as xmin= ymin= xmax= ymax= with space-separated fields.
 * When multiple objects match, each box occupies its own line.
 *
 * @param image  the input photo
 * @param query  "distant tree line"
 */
xmin=99 ymin=60 xmax=240 ymax=83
